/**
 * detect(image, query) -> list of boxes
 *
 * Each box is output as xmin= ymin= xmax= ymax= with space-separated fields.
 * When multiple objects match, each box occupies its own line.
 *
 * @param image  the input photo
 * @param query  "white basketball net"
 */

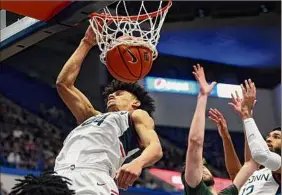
xmin=89 ymin=1 xmax=172 ymax=65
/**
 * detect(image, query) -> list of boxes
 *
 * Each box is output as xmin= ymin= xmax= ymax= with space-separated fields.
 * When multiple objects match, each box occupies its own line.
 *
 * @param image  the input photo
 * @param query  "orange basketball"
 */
xmin=105 ymin=44 xmax=153 ymax=83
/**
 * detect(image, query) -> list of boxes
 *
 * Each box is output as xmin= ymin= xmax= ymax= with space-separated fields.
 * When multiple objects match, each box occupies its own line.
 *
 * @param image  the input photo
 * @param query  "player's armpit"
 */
xmin=274 ymin=169 xmax=281 ymax=174
xmin=56 ymin=84 xmax=101 ymax=124
xmin=131 ymin=109 xmax=163 ymax=168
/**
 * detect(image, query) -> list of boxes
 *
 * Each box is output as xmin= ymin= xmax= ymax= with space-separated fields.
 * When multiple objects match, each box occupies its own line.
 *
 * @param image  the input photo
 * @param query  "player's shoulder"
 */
xmin=131 ymin=109 xmax=151 ymax=119
xmin=131 ymin=109 xmax=154 ymax=124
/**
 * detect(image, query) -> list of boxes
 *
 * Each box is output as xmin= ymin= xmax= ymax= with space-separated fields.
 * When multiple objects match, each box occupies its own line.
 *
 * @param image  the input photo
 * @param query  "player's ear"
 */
xmin=132 ymin=99 xmax=141 ymax=108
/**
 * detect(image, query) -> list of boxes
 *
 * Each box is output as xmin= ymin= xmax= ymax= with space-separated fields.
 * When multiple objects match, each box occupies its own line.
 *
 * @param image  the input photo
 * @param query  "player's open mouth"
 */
xmin=107 ymin=99 xmax=115 ymax=104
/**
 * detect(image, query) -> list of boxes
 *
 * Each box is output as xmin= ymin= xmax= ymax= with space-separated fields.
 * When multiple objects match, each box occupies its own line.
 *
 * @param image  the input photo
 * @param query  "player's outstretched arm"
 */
xmin=240 ymin=79 xmax=281 ymax=172
xmin=56 ymin=26 xmax=101 ymax=124
xmin=228 ymin=90 xmax=256 ymax=163
xmin=185 ymin=64 xmax=216 ymax=188
xmin=115 ymin=109 xmax=162 ymax=190
xmin=208 ymin=108 xmax=242 ymax=181
xmin=232 ymin=159 xmax=258 ymax=192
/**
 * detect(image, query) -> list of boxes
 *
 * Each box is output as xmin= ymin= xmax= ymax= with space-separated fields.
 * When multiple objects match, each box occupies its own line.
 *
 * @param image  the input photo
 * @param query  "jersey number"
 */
xmin=81 ymin=114 xmax=110 ymax=127
xmin=242 ymin=185 xmax=254 ymax=195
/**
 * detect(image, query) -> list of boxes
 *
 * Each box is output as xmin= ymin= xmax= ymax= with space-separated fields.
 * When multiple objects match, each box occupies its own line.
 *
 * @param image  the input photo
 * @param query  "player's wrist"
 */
xmin=198 ymin=93 xmax=209 ymax=99
xmin=241 ymin=107 xmax=252 ymax=120
xmin=221 ymin=133 xmax=231 ymax=140
xmin=132 ymin=158 xmax=146 ymax=168
xmin=81 ymin=38 xmax=96 ymax=47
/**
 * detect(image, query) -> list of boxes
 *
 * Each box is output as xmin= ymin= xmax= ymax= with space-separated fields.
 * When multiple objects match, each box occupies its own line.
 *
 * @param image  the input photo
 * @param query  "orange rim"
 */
xmin=89 ymin=1 xmax=172 ymax=21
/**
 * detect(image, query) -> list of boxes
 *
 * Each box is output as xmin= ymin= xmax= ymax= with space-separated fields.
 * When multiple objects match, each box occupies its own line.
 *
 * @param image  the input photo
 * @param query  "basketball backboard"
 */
xmin=0 ymin=1 xmax=115 ymax=62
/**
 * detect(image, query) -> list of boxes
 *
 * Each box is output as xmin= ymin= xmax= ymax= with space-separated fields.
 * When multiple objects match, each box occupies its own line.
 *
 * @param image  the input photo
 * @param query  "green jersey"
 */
xmin=182 ymin=176 xmax=238 ymax=195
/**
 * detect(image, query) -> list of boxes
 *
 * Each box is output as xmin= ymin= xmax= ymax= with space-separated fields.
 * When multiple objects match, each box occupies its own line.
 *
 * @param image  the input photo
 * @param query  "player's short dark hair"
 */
xmin=9 ymin=171 xmax=75 ymax=195
xmin=103 ymin=80 xmax=155 ymax=117
xmin=181 ymin=161 xmax=215 ymax=187
xmin=271 ymin=127 xmax=281 ymax=132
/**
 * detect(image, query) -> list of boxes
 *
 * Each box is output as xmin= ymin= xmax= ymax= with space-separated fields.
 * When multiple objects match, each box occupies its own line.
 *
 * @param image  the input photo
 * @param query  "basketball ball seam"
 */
xmin=139 ymin=46 xmax=152 ymax=77
xmin=146 ymin=48 xmax=153 ymax=75
xmin=136 ymin=47 xmax=143 ymax=79
xmin=106 ymin=56 xmax=136 ymax=82
xmin=117 ymin=45 xmax=139 ymax=78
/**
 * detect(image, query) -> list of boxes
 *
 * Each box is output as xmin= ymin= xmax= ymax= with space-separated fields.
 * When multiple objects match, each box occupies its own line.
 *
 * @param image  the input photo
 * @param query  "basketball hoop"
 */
xmin=89 ymin=1 xmax=172 ymax=65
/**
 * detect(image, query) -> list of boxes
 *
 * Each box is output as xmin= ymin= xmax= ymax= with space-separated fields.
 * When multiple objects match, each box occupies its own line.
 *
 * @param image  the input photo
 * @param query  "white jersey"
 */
xmin=54 ymin=111 xmax=140 ymax=178
xmin=238 ymin=168 xmax=281 ymax=195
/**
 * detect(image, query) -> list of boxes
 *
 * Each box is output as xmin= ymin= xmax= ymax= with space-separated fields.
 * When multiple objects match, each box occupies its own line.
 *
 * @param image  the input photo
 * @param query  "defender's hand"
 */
xmin=192 ymin=64 xmax=216 ymax=96
xmin=115 ymin=160 xmax=142 ymax=190
xmin=228 ymin=90 xmax=243 ymax=115
xmin=228 ymin=90 xmax=256 ymax=118
xmin=208 ymin=108 xmax=229 ymax=138
xmin=240 ymin=79 xmax=257 ymax=118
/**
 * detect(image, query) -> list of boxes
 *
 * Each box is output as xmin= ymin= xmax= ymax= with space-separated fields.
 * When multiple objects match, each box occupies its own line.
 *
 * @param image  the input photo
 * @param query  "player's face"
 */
xmin=266 ymin=130 xmax=281 ymax=154
xmin=107 ymin=90 xmax=140 ymax=112
xmin=202 ymin=166 xmax=214 ymax=187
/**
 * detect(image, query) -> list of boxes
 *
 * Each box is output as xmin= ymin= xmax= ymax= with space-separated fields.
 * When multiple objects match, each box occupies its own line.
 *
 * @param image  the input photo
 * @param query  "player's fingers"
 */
xmin=115 ymin=169 xmax=121 ymax=183
xmin=231 ymin=93 xmax=236 ymax=103
xmin=193 ymin=65 xmax=198 ymax=72
xmin=128 ymin=174 xmax=138 ymax=187
xmin=253 ymin=82 xmax=256 ymax=96
xmin=244 ymin=80 xmax=250 ymax=91
xmin=208 ymin=111 xmax=219 ymax=121
xmin=214 ymin=109 xmax=223 ymax=118
xmin=209 ymin=108 xmax=216 ymax=113
xmin=248 ymin=79 xmax=254 ymax=94
xmin=208 ymin=116 xmax=218 ymax=124
xmin=235 ymin=90 xmax=240 ymax=101
xmin=124 ymin=174 xmax=135 ymax=189
xmin=116 ymin=170 xmax=125 ymax=189
xmin=119 ymin=171 xmax=129 ymax=190
xmin=253 ymin=100 xmax=257 ymax=106
xmin=241 ymin=84 xmax=246 ymax=95
xmin=192 ymin=72 xmax=199 ymax=81
xmin=209 ymin=108 xmax=217 ymax=115
xmin=197 ymin=63 xmax=201 ymax=70
xmin=248 ymin=79 xmax=253 ymax=88
xmin=228 ymin=102 xmax=236 ymax=110
xmin=209 ymin=108 xmax=220 ymax=118
xmin=210 ymin=81 xmax=217 ymax=89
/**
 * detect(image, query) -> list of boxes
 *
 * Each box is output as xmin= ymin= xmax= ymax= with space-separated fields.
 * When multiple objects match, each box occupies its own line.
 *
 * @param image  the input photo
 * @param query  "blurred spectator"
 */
xmin=145 ymin=179 xmax=159 ymax=189
xmin=0 ymin=95 xmax=64 ymax=171
xmin=7 ymin=151 xmax=21 ymax=166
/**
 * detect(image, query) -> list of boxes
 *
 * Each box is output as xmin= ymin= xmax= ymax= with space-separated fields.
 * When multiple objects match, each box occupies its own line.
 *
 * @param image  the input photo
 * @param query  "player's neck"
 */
xmin=208 ymin=186 xmax=217 ymax=195
xmin=107 ymin=106 xmax=134 ymax=113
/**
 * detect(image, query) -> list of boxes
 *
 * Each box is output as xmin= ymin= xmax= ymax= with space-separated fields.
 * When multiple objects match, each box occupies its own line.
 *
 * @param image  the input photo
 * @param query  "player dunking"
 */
xmin=182 ymin=64 xmax=258 ymax=195
xmin=54 ymin=26 xmax=163 ymax=195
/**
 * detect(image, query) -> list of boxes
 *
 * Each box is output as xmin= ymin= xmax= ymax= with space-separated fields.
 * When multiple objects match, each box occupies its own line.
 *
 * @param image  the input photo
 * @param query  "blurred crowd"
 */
xmin=0 ymin=95 xmax=63 ymax=171
xmin=0 ymin=94 xmax=228 ymax=191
